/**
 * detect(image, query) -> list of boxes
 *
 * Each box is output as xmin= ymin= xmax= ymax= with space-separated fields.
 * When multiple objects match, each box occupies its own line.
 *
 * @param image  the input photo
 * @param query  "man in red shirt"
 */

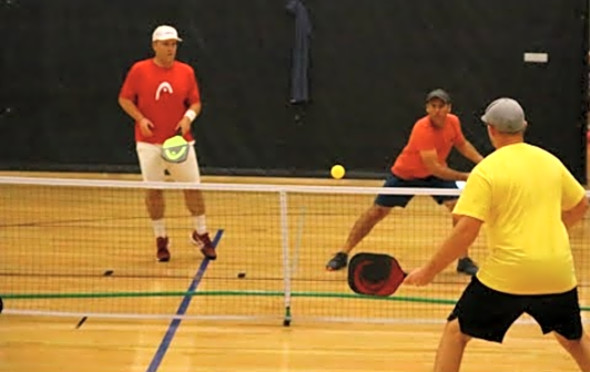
xmin=326 ymin=89 xmax=483 ymax=275
xmin=118 ymin=25 xmax=216 ymax=262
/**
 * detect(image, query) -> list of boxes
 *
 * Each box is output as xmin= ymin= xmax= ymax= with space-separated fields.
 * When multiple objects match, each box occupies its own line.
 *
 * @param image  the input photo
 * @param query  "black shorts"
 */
xmin=448 ymin=276 xmax=583 ymax=343
xmin=374 ymin=173 xmax=458 ymax=208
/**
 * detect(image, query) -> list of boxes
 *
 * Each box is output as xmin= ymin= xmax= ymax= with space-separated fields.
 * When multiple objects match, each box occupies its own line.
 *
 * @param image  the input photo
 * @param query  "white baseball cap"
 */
xmin=152 ymin=25 xmax=182 ymax=42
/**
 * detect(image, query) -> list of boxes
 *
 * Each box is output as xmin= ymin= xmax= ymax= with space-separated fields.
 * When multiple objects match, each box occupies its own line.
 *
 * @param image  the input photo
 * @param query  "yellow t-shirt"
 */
xmin=453 ymin=143 xmax=585 ymax=294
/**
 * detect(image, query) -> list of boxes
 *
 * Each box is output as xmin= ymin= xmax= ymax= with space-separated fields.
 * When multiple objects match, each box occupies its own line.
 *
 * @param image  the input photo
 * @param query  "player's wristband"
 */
xmin=184 ymin=109 xmax=197 ymax=122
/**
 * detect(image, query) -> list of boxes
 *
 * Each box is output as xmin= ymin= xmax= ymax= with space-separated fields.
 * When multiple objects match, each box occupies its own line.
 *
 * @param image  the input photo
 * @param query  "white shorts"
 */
xmin=136 ymin=141 xmax=201 ymax=182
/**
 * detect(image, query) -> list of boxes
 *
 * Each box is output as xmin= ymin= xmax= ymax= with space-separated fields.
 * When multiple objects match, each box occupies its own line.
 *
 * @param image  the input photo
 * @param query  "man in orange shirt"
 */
xmin=118 ymin=25 xmax=216 ymax=263
xmin=326 ymin=89 xmax=483 ymax=275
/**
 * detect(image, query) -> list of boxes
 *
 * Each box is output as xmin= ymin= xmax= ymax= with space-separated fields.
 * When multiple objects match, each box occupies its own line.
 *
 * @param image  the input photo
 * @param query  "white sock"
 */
xmin=152 ymin=219 xmax=166 ymax=238
xmin=193 ymin=215 xmax=207 ymax=235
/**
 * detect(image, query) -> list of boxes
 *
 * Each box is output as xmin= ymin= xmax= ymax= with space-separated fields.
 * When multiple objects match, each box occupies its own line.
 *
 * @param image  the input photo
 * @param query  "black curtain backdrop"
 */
xmin=0 ymin=0 xmax=587 ymax=181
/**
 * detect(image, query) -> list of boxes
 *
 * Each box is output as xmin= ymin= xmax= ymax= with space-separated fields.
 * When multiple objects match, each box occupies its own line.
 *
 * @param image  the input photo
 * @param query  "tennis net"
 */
xmin=1 ymin=175 xmax=588 ymax=324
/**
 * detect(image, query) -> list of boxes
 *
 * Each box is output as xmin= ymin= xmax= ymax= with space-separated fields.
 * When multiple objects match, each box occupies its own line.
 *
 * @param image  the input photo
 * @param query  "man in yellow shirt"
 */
xmin=405 ymin=98 xmax=590 ymax=371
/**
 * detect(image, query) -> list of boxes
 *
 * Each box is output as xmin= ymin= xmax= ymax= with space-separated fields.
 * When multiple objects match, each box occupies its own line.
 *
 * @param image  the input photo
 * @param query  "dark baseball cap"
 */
xmin=426 ymin=89 xmax=451 ymax=104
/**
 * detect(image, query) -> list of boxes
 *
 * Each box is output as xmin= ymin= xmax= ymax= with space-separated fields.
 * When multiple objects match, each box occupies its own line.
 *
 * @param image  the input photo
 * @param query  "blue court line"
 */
xmin=146 ymin=229 xmax=224 ymax=372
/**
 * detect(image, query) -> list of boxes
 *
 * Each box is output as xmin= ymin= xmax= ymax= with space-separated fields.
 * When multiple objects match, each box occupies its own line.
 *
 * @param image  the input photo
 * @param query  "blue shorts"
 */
xmin=374 ymin=173 xmax=458 ymax=208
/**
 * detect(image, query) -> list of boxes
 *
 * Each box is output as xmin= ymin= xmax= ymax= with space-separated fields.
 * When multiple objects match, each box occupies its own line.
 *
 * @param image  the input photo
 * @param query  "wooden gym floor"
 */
xmin=1 ymin=171 xmax=589 ymax=372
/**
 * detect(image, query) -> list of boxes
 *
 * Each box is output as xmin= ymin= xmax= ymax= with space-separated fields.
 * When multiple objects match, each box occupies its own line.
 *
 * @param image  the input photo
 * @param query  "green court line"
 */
xmin=3 ymin=290 xmax=590 ymax=311
xmin=1 ymin=290 xmax=455 ymax=304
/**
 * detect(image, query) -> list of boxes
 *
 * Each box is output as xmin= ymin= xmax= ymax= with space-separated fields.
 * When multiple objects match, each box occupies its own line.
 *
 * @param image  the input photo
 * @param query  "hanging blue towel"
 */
xmin=286 ymin=0 xmax=312 ymax=104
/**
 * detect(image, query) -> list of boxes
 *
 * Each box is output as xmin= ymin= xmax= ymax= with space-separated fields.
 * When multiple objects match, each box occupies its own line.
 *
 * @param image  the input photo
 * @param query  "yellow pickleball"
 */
xmin=330 ymin=164 xmax=345 ymax=179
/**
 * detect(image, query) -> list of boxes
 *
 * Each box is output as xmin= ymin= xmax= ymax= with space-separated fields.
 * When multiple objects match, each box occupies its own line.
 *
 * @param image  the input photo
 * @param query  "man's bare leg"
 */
xmin=184 ymin=189 xmax=205 ymax=216
xmin=184 ymin=189 xmax=216 ymax=259
xmin=326 ymin=204 xmax=391 ymax=270
xmin=146 ymin=189 xmax=169 ymax=261
xmin=433 ymin=319 xmax=471 ymax=372
xmin=146 ymin=189 xmax=165 ymax=220
xmin=341 ymin=204 xmax=392 ymax=253
xmin=554 ymin=331 xmax=590 ymax=371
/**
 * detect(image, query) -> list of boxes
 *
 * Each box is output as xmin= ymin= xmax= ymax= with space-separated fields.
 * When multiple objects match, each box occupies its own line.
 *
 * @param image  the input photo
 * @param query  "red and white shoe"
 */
xmin=156 ymin=236 xmax=170 ymax=262
xmin=191 ymin=231 xmax=217 ymax=260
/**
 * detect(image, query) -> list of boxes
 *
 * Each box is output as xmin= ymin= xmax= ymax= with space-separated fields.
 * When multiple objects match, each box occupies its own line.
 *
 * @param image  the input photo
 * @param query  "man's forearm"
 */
xmin=188 ymin=102 xmax=201 ymax=116
xmin=457 ymin=142 xmax=484 ymax=164
xmin=118 ymin=98 xmax=144 ymax=122
xmin=562 ymin=197 xmax=589 ymax=229
xmin=430 ymin=165 xmax=469 ymax=181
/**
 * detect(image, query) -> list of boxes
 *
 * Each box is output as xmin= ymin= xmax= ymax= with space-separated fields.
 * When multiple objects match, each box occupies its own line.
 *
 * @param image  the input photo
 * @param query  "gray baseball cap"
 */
xmin=426 ymin=89 xmax=451 ymax=104
xmin=481 ymin=98 xmax=526 ymax=133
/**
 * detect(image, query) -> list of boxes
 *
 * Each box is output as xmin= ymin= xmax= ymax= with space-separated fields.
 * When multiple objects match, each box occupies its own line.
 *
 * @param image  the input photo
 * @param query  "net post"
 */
xmin=279 ymin=190 xmax=292 ymax=326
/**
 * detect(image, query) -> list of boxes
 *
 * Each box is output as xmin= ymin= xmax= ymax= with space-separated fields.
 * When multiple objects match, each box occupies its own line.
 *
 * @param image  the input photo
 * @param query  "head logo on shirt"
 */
xmin=155 ymin=82 xmax=173 ymax=101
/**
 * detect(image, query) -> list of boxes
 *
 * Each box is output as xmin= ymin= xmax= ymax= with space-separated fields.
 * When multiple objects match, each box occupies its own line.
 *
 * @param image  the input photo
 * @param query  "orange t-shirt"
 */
xmin=391 ymin=114 xmax=466 ymax=179
xmin=119 ymin=59 xmax=200 ymax=144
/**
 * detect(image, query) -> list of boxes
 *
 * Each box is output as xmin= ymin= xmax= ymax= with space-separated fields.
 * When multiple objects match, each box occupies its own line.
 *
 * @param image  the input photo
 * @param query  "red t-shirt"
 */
xmin=119 ymin=59 xmax=200 ymax=144
xmin=391 ymin=114 xmax=466 ymax=179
